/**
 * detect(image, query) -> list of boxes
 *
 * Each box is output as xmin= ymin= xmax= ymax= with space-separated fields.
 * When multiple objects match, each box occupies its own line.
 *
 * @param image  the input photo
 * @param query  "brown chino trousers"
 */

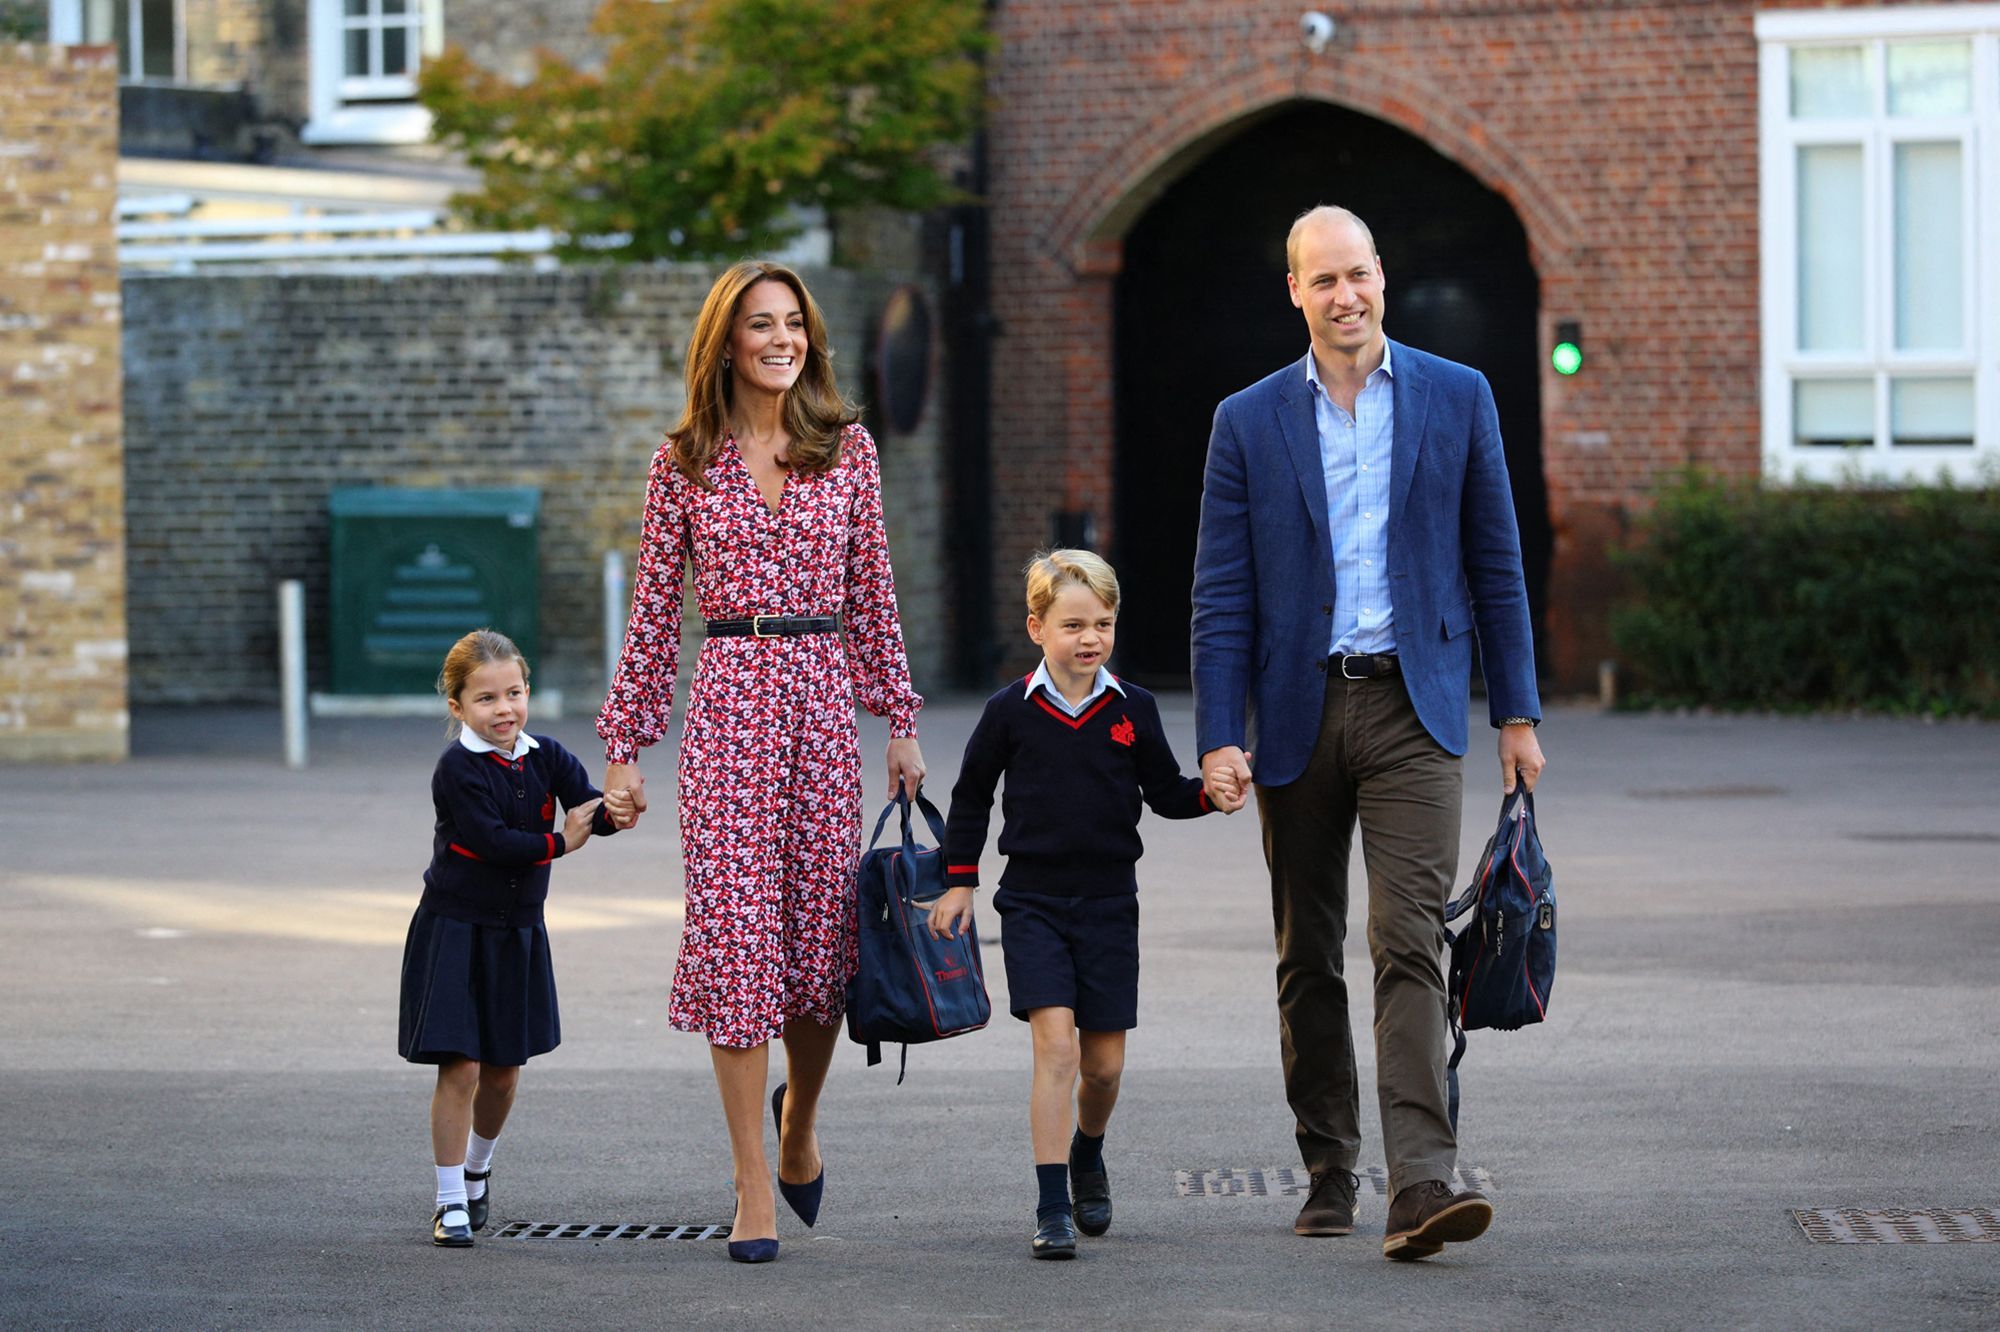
xmin=1255 ymin=670 xmax=1463 ymax=1193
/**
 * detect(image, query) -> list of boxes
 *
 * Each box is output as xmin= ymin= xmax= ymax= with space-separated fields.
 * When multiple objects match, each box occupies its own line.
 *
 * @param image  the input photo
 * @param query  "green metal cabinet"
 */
xmin=328 ymin=488 xmax=540 ymax=695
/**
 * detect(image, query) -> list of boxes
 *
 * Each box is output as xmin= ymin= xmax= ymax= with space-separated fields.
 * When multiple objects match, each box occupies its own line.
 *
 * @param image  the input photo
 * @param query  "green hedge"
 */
xmin=1611 ymin=470 xmax=2000 ymax=716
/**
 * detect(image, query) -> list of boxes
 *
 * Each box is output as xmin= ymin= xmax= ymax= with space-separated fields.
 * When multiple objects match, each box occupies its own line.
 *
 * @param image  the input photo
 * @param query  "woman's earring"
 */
xmin=721 ymin=356 xmax=732 ymax=367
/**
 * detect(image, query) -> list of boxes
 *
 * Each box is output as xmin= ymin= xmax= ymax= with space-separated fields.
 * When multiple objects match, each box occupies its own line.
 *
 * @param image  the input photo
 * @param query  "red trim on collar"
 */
xmin=1032 ymin=692 xmax=1116 ymax=730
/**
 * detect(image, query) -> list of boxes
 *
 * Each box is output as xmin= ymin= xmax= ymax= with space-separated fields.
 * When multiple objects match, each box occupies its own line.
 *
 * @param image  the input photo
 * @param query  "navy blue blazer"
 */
xmin=1191 ymin=340 xmax=1540 ymax=786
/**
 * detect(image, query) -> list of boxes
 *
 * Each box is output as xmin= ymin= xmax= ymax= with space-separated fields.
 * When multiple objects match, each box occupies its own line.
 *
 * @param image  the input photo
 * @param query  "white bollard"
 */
xmin=603 ymin=550 xmax=627 ymax=688
xmin=279 ymin=580 xmax=308 ymax=769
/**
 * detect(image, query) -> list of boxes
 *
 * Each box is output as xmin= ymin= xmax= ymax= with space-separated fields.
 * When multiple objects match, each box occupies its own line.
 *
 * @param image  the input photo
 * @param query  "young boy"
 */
xmin=929 ymin=550 xmax=1226 ymax=1259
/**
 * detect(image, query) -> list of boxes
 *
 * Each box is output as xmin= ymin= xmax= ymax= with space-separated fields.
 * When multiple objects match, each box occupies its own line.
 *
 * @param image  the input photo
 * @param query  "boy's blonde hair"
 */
xmin=437 ymin=628 xmax=530 ymax=735
xmin=1024 ymin=549 xmax=1121 ymax=620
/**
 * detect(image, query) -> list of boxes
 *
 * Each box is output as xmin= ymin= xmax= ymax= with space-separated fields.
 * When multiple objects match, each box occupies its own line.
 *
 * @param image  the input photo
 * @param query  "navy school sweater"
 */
xmin=420 ymin=735 xmax=618 ymax=928
xmin=942 ymin=676 xmax=1213 ymax=898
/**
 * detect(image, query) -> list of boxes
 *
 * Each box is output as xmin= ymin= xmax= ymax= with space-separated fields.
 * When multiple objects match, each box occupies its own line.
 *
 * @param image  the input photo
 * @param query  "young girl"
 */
xmin=930 ymin=551 xmax=1222 ymax=1260
xmin=398 ymin=629 xmax=625 ymax=1246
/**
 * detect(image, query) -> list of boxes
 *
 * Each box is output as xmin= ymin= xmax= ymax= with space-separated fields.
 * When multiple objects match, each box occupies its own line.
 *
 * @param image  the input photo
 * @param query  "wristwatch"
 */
xmin=1498 ymin=717 xmax=1538 ymax=727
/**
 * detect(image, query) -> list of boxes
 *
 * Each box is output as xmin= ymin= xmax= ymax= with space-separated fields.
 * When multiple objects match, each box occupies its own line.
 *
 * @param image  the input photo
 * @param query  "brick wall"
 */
xmin=442 ymin=0 xmax=608 ymax=80
xmin=120 ymin=264 xmax=950 ymax=709
xmin=983 ymin=0 xmax=1941 ymax=689
xmin=0 ymin=44 xmax=128 ymax=762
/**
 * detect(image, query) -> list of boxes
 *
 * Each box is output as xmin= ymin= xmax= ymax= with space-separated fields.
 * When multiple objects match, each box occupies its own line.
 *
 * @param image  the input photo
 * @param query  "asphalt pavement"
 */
xmin=3 ymin=695 xmax=1997 ymax=1330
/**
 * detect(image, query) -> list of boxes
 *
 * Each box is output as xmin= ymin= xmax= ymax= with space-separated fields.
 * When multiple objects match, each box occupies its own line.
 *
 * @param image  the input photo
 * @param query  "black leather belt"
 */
xmin=705 ymin=615 xmax=840 ymax=638
xmin=1332 ymin=652 xmax=1400 ymax=679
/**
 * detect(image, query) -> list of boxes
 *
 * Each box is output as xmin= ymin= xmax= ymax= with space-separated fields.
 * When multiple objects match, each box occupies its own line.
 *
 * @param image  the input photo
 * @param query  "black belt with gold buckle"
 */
xmin=705 ymin=615 xmax=841 ymax=639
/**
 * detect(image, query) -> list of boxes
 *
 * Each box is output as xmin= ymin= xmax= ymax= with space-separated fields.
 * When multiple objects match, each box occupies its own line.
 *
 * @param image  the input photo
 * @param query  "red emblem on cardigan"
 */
xmin=540 ymin=794 xmax=554 ymax=820
xmin=1110 ymin=717 xmax=1135 ymax=747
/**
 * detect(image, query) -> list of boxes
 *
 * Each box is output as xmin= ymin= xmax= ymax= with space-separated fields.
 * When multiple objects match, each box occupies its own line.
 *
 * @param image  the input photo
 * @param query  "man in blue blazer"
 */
xmin=1192 ymin=205 xmax=1545 ymax=1261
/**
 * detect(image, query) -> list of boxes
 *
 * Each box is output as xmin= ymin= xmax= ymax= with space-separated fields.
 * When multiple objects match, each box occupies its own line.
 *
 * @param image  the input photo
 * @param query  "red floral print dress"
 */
xmin=597 ymin=423 xmax=922 ymax=1049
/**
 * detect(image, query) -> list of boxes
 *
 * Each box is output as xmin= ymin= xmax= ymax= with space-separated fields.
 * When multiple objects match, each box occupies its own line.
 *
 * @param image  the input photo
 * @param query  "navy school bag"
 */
xmin=1444 ymin=786 xmax=1556 ymax=1130
xmin=846 ymin=790 xmax=991 ymax=1082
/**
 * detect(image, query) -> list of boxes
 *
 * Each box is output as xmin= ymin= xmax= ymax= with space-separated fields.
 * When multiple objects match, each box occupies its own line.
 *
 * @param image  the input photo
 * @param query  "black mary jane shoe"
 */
xmin=432 ymin=1202 xmax=474 ymax=1247
xmin=463 ymin=1169 xmax=491 ymax=1232
xmin=1070 ymin=1153 xmax=1111 ymax=1238
xmin=770 ymin=1081 xmax=825 ymax=1228
xmin=1031 ymin=1211 xmax=1079 ymax=1260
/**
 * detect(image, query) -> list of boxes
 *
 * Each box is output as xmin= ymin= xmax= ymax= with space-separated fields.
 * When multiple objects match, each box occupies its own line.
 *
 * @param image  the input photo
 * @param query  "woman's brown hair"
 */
xmin=667 ymin=261 xmax=859 ymax=487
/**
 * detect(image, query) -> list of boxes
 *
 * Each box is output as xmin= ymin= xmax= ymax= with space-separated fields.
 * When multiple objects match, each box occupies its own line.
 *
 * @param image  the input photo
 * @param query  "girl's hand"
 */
xmin=563 ymin=798 xmax=602 ymax=853
xmin=927 ymin=886 xmax=975 ymax=940
xmin=603 ymin=787 xmax=638 ymax=828
xmin=886 ymin=737 xmax=926 ymax=801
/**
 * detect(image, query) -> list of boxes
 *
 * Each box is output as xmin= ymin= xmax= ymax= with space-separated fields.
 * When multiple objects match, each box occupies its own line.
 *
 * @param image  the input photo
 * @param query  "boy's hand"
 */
xmin=927 ymin=886 xmax=975 ymax=940
xmin=603 ymin=787 xmax=638 ymax=829
xmin=1202 ymin=747 xmax=1253 ymax=814
xmin=563 ymin=798 xmax=602 ymax=852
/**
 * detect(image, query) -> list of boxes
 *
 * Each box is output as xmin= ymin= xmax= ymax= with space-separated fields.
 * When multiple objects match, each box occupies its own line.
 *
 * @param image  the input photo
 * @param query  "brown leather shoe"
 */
xmin=1293 ymin=1169 xmax=1359 ymax=1236
xmin=1382 ymin=1180 xmax=1492 ymax=1260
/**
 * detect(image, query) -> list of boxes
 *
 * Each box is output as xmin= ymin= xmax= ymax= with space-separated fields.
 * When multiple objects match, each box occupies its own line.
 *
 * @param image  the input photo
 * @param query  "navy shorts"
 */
xmin=992 ymin=888 xmax=1139 ymax=1031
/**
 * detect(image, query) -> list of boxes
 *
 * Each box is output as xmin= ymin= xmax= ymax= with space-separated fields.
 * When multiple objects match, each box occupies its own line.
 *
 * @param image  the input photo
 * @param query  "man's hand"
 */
xmin=1201 ymin=746 xmax=1254 ymax=814
xmin=604 ymin=761 xmax=647 ymax=827
xmin=1499 ymin=724 xmax=1545 ymax=794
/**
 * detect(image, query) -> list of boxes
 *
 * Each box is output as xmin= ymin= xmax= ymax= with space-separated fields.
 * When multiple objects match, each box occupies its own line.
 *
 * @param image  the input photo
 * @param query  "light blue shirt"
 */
xmin=1306 ymin=341 xmax=1396 ymax=656
xmin=1025 ymin=660 xmax=1124 ymax=717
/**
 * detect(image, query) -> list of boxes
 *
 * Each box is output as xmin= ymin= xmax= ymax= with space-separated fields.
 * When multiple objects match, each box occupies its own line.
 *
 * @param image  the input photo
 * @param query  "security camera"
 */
xmin=1300 ymin=11 xmax=1336 ymax=54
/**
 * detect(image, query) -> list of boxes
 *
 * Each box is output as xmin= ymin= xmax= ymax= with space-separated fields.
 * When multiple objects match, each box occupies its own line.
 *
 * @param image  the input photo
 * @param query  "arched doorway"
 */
xmin=1111 ymin=100 xmax=1549 ymax=683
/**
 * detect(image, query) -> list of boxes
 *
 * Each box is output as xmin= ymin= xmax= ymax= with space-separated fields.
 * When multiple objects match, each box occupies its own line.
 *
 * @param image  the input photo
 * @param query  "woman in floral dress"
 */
xmin=596 ymin=261 xmax=926 ymax=1261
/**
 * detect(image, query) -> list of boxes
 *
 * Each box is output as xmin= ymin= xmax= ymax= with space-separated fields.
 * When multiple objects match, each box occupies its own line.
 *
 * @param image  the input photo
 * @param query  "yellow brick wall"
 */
xmin=0 ymin=44 xmax=127 ymax=762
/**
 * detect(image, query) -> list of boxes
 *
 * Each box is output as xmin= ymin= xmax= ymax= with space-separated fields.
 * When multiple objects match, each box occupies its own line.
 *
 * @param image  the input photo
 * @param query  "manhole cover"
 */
xmin=1846 ymin=832 xmax=2000 ymax=844
xmin=1792 ymin=1208 xmax=2000 ymax=1243
xmin=494 ymin=1222 xmax=731 ymax=1241
xmin=1175 ymin=1166 xmax=1492 ymax=1198
xmin=1626 ymin=785 xmax=1787 ymax=800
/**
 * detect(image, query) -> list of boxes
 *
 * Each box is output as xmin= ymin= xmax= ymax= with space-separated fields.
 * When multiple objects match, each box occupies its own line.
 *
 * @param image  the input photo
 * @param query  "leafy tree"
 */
xmin=419 ymin=0 xmax=988 ymax=260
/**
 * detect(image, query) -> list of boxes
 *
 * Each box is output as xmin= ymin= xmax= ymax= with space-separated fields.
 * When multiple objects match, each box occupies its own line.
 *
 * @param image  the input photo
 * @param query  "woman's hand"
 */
xmin=604 ymin=761 xmax=646 ymax=827
xmin=927 ymin=885 xmax=975 ymax=940
xmin=886 ymin=737 xmax=926 ymax=801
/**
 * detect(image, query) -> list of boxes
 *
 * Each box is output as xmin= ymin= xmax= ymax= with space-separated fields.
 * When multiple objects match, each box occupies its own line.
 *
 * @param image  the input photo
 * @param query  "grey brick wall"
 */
xmin=120 ymin=263 xmax=950 ymax=710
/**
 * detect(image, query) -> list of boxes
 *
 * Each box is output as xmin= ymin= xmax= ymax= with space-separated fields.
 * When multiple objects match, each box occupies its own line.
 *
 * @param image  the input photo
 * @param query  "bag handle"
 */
xmin=866 ymin=787 xmax=946 ymax=855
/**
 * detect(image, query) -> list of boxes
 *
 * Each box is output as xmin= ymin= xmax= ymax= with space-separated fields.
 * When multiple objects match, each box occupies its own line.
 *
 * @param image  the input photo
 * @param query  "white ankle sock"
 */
xmin=465 ymin=1130 xmax=498 ymax=1176
xmin=435 ymin=1163 xmax=467 ymax=1209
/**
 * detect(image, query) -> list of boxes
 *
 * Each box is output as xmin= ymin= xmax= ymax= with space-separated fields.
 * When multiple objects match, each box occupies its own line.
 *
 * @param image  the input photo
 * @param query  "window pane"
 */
xmin=383 ymin=0 xmax=409 ymax=13
xmin=1892 ymin=380 xmax=1974 ymax=447
xmin=112 ymin=0 xmax=132 ymax=76
xmin=1791 ymin=46 xmax=1869 ymax=118
xmin=1894 ymin=142 xmax=1963 ymax=352
xmin=1797 ymin=145 xmax=1865 ymax=352
xmin=140 ymin=0 xmax=174 ymax=80
xmin=1887 ymin=41 xmax=1971 ymax=116
xmin=345 ymin=28 xmax=369 ymax=78
xmin=1795 ymin=380 xmax=1875 ymax=448
xmin=344 ymin=0 xmax=368 ymax=17
xmin=82 ymin=0 xmax=115 ymax=43
xmin=383 ymin=26 xmax=408 ymax=75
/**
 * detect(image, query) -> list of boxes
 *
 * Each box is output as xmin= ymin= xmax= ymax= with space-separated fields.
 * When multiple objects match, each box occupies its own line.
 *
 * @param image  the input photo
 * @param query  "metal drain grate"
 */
xmin=1792 ymin=1208 xmax=2000 ymax=1244
xmin=1175 ymin=1166 xmax=1493 ymax=1199
xmin=494 ymin=1222 xmax=731 ymax=1241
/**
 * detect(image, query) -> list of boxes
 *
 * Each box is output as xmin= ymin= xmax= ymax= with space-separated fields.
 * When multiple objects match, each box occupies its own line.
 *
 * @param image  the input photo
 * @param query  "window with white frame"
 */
xmin=49 ymin=0 xmax=183 ymax=82
xmin=1757 ymin=7 xmax=1996 ymax=481
xmin=302 ymin=0 xmax=442 ymax=145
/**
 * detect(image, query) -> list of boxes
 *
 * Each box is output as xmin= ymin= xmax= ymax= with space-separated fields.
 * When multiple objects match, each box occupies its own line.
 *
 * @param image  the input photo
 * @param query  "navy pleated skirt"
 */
xmin=397 ymin=906 xmax=560 ymax=1066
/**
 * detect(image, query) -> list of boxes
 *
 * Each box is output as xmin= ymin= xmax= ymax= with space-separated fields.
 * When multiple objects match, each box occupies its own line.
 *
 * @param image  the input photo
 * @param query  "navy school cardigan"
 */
xmin=942 ymin=676 xmax=1213 ymax=898
xmin=419 ymin=735 xmax=618 ymax=928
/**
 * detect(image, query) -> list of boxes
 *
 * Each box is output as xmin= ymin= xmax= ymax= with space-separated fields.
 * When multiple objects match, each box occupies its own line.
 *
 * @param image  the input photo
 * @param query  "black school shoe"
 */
xmin=1069 ymin=1148 xmax=1112 ymax=1237
xmin=432 ymin=1202 xmax=474 ymax=1247
xmin=1032 ymin=1210 xmax=1079 ymax=1260
xmin=464 ymin=1169 xmax=490 ymax=1231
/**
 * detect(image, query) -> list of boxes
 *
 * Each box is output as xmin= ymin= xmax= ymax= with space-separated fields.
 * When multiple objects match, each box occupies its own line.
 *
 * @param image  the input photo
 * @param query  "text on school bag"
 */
xmin=1444 ymin=784 xmax=1556 ymax=1130
xmin=846 ymin=790 xmax=991 ymax=1082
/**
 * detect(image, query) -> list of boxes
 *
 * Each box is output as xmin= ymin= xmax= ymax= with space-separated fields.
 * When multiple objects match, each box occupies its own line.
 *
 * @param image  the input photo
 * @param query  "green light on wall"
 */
xmin=1552 ymin=320 xmax=1583 ymax=376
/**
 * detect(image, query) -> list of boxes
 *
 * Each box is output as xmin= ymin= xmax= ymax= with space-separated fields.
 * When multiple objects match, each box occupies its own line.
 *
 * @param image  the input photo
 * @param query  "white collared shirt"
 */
xmin=1025 ymin=660 xmax=1125 ymax=717
xmin=457 ymin=729 xmax=541 ymax=760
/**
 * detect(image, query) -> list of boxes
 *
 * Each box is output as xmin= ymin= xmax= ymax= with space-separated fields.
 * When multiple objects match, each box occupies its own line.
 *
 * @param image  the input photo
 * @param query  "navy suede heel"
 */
xmin=771 ymin=1081 xmax=825 ymax=1227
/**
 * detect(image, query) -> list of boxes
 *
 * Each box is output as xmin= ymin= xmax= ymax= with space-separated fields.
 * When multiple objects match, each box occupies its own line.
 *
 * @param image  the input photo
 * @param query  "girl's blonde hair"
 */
xmin=667 ymin=260 xmax=859 ymax=488
xmin=1024 ymin=549 xmax=1121 ymax=620
xmin=437 ymin=629 xmax=530 ymax=735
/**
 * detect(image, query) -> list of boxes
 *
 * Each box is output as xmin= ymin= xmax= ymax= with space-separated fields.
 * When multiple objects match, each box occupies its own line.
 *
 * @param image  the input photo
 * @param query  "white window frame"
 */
xmin=301 ymin=0 xmax=443 ymax=146
xmin=48 ymin=0 xmax=187 ymax=84
xmin=1757 ymin=6 xmax=1999 ymax=483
